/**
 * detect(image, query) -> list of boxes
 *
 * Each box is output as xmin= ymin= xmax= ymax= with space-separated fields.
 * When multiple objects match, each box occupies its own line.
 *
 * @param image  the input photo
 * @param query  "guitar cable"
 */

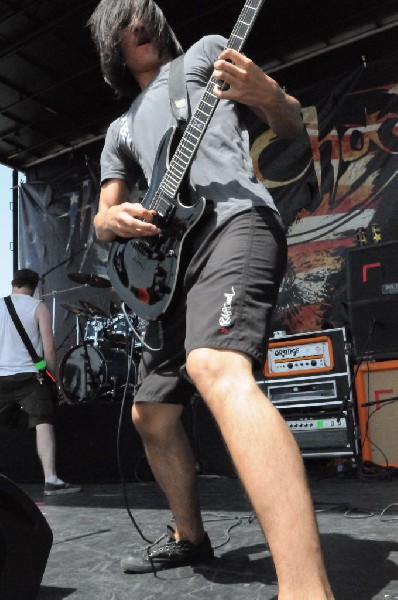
xmin=121 ymin=302 xmax=164 ymax=352
xmin=338 ymin=317 xmax=376 ymax=420
xmin=116 ymin=321 xmax=154 ymax=544
xmin=115 ymin=306 xmax=165 ymax=543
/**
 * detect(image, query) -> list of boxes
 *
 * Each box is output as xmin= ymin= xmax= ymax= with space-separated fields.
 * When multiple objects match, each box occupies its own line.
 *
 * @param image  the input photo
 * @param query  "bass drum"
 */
xmin=59 ymin=344 xmax=138 ymax=404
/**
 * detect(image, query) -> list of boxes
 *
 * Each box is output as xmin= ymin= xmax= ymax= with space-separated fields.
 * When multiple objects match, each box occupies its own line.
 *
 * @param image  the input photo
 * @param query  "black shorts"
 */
xmin=135 ymin=206 xmax=287 ymax=405
xmin=0 ymin=373 xmax=55 ymax=430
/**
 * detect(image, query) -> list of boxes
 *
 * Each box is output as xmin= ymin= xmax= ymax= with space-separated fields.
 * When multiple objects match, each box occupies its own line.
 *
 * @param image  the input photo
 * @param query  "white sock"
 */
xmin=45 ymin=475 xmax=64 ymax=485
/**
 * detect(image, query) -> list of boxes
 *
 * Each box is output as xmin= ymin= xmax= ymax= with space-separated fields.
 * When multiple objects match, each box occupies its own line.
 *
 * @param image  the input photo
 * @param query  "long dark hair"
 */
xmin=88 ymin=0 xmax=183 ymax=98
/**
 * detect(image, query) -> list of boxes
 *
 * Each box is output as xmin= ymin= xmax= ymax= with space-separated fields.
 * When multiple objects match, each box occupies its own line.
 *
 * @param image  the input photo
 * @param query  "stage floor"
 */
xmin=17 ymin=468 xmax=398 ymax=600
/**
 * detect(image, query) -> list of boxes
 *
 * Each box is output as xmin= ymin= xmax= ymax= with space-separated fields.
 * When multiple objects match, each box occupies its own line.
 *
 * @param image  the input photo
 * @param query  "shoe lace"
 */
xmin=142 ymin=530 xmax=170 ymax=556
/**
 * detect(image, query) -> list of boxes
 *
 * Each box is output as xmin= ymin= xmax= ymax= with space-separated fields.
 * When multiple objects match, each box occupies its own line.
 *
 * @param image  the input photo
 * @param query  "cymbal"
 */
xmin=61 ymin=303 xmax=87 ymax=317
xmin=79 ymin=300 xmax=109 ymax=318
xmin=67 ymin=272 xmax=111 ymax=288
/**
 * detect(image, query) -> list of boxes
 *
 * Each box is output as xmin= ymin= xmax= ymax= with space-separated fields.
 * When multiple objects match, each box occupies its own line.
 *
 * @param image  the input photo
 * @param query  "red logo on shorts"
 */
xmin=220 ymin=327 xmax=229 ymax=334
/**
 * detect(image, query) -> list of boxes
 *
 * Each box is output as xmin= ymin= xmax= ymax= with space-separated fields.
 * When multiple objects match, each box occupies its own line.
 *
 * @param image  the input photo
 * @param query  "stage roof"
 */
xmin=1 ymin=0 xmax=398 ymax=173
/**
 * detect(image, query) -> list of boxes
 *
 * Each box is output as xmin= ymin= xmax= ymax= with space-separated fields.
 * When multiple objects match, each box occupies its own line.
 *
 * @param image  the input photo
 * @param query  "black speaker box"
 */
xmin=346 ymin=240 xmax=398 ymax=301
xmin=348 ymin=297 xmax=398 ymax=361
xmin=346 ymin=241 xmax=398 ymax=360
xmin=0 ymin=474 xmax=53 ymax=599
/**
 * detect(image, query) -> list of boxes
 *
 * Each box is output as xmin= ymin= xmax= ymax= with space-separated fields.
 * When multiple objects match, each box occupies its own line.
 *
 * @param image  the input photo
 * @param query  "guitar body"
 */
xmin=108 ymin=127 xmax=206 ymax=321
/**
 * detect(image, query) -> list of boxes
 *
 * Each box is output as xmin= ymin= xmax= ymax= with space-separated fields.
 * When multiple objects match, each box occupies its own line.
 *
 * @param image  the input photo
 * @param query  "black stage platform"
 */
xmin=15 ymin=469 xmax=398 ymax=600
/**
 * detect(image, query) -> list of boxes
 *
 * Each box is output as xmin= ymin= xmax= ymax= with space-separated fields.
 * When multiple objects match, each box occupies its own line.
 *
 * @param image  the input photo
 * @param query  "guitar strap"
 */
xmin=4 ymin=295 xmax=60 ymax=404
xmin=4 ymin=297 xmax=43 ymax=365
xmin=168 ymin=54 xmax=190 ymax=129
xmin=4 ymin=296 xmax=48 ymax=377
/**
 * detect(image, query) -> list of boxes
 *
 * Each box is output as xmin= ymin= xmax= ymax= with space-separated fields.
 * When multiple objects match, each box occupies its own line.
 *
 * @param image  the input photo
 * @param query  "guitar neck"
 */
xmin=153 ymin=0 xmax=265 ymax=208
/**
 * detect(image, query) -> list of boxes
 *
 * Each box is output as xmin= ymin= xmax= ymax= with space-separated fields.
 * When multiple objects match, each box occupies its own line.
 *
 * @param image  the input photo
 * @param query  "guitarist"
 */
xmin=0 ymin=269 xmax=81 ymax=496
xmin=89 ymin=1 xmax=334 ymax=597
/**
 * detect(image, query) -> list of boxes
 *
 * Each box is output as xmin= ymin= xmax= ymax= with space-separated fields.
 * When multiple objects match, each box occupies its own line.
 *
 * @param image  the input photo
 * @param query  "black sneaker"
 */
xmin=121 ymin=526 xmax=214 ymax=573
xmin=44 ymin=482 xmax=82 ymax=496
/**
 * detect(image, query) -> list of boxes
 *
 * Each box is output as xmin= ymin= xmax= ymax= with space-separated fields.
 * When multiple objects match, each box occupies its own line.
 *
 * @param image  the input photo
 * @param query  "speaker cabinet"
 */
xmin=346 ymin=240 xmax=398 ymax=301
xmin=355 ymin=360 xmax=398 ymax=466
xmin=348 ymin=297 xmax=398 ymax=361
xmin=346 ymin=241 xmax=398 ymax=360
xmin=0 ymin=474 xmax=53 ymax=599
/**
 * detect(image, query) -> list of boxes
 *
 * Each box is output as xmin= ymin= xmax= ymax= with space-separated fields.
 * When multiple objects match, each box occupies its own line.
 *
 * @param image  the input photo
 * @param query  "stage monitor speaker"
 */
xmin=0 ymin=474 xmax=53 ymax=600
xmin=355 ymin=360 xmax=398 ymax=466
xmin=346 ymin=241 xmax=398 ymax=360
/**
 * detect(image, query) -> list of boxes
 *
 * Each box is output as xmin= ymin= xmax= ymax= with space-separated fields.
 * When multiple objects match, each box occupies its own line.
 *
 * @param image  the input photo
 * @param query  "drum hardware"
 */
xmin=42 ymin=283 xmax=86 ymax=332
xmin=39 ymin=244 xmax=88 ymax=331
xmin=79 ymin=299 xmax=109 ymax=318
xmin=61 ymin=303 xmax=87 ymax=345
xmin=61 ymin=303 xmax=88 ymax=317
xmin=67 ymin=272 xmax=112 ymax=288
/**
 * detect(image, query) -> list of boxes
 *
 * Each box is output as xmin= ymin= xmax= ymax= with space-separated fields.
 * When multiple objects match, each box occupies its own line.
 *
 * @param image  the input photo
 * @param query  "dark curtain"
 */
xmin=19 ymin=163 xmax=112 ymax=358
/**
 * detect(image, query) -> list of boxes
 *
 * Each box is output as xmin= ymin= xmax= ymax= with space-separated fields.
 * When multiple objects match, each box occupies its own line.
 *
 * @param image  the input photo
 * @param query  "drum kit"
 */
xmin=58 ymin=272 xmax=146 ymax=405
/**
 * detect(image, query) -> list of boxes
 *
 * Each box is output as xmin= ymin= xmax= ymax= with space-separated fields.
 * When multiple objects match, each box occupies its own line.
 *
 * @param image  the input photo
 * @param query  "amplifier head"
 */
xmin=264 ymin=335 xmax=334 ymax=377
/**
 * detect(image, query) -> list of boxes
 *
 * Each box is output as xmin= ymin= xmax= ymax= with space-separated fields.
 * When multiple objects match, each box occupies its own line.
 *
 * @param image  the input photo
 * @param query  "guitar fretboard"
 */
xmin=152 ymin=0 xmax=265 ymax=212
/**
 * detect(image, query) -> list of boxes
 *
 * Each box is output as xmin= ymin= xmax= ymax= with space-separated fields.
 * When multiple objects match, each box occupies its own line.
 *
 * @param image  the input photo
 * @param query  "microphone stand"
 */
xmin=76 ymin=318 xmax=100 ymax=403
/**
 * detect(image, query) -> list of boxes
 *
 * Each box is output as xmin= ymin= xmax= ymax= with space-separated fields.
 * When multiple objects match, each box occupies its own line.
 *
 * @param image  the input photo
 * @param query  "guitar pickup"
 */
xmin=113 ymin=243 xmax=129 ymax=286
xmin=154 ymin=197 xmax=175 ymax=226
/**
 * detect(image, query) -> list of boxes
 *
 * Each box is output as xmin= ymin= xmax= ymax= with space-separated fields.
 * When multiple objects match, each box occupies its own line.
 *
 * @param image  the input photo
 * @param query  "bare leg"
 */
xmin=132 ymin=402 xmax=205 ymax=544
xmin=187 ymin=348 xmax=334 ymax=600
xmin=36 ymin=423 xmax=56 ymax=479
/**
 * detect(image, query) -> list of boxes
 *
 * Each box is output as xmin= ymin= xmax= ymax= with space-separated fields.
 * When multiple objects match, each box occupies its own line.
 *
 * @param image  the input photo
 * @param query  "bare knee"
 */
xmin=186 ymin=348 xmax=254 ymax=401
xmin=132 ymin=402 xmax=183 ymax=443
xmin=186 ymin=348 xmax=219 ymax=388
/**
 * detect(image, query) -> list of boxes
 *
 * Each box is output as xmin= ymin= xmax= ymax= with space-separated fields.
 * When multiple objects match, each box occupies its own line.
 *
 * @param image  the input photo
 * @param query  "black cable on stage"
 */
xmin=358 ymin=397 xmax=398 ymax=478
xmin=338 ymin=317 xmax=376 ymax=421
xmin=112 ymin=308 xmax=266 ymax=550
xmin=115 ymin=313 xmax=153 ymax=545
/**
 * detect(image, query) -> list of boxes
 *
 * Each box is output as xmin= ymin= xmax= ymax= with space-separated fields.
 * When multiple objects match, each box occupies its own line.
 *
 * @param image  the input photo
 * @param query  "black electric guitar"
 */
xmin=108 ymin=0 xmax=265 ymax=321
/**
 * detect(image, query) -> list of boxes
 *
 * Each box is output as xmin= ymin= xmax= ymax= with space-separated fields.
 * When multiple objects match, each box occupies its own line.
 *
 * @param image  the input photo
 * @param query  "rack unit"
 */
xmin=256 ymin=328 xmax=358 ymax=458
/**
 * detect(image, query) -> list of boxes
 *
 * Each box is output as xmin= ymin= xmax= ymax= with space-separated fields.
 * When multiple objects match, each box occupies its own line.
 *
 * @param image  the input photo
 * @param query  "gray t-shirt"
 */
xmin=101 ymin=35 xmax=277 ymax=228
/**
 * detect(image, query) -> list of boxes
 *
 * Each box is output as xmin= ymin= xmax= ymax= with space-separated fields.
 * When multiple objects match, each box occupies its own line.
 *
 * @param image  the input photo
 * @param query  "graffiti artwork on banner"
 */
xmin=251 ymin=67 xmax=398 ymax=333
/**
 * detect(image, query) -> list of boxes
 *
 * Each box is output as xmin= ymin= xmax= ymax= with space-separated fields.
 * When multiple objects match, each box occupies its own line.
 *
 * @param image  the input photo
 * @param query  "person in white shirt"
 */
xmin=0 ymin=269 xmax=80 ymax=496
